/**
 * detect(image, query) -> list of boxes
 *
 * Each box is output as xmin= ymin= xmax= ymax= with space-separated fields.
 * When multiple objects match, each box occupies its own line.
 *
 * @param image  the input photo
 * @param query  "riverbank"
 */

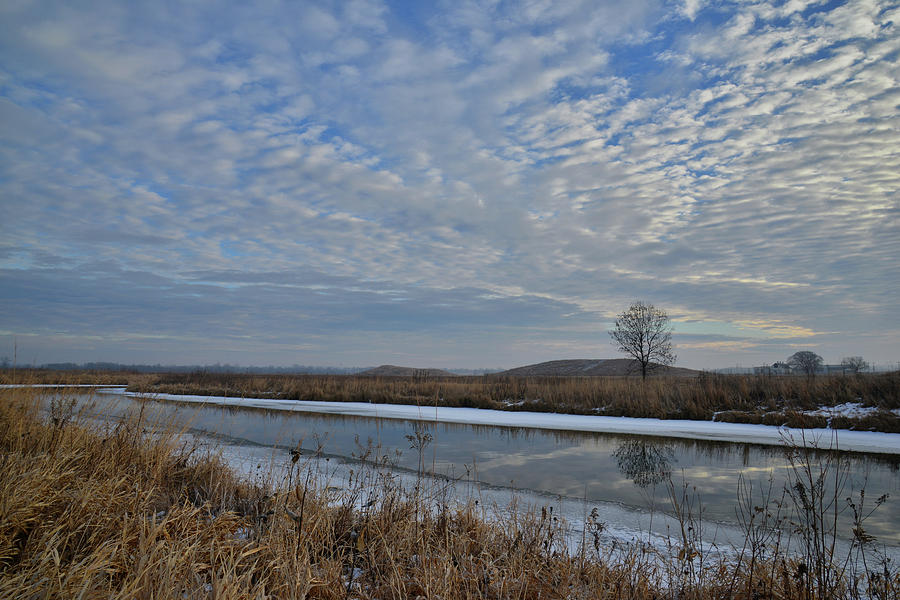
xmin=103 ymin=388 xmax=900 ymax=455
xmin=4 ymin=368 xmax=899 ymax=433
xmin=3 ymin=387 xmax=897 ymax=599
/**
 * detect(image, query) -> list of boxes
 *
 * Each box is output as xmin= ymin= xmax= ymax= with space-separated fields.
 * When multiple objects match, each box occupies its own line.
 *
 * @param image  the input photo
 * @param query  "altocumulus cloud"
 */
xmin=0 ymin=0 xmax=898 ymax=368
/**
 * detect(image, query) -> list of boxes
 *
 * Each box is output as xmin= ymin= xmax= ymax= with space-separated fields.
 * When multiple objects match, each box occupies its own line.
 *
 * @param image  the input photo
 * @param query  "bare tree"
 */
xmin=840 ymin=356 xmax=869 ymax=375
xmin=609 ymin=301 xmax=676 ymax=379
xmin=786 ymin=351 xmax=823 ymax=378
xmin=613 ymin=440 xmax=674 ymax=488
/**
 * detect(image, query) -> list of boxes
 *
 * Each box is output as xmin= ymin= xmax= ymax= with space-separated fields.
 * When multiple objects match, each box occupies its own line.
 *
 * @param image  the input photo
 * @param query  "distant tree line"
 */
xmin=757 ymin=352 xmax=872 ymax=377
xmin=35 ymin=362 xmax=366 ymax=375
xmin=24 ymin=362 xmax=501 ymax=376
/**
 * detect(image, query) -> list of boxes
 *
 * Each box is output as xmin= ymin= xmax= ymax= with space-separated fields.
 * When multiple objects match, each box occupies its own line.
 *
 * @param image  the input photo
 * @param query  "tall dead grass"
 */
xmin=0 ymin=367 xmax=144 ymax=386
xmin=123 ymin=370 xmax=900 ymax=432
xmin=0 ymin=388 xmax=658 ymax=598
xmin=2 ymin=388 xmax=897 ymax=598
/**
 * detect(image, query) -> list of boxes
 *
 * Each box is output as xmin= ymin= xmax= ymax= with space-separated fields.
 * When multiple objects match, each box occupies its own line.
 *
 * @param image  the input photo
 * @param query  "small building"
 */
xmin=753 ymin=362 xmax=792 ymax=375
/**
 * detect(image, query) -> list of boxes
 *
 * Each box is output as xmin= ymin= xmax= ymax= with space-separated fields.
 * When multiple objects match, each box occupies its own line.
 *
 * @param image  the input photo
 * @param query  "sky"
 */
xmin=1 ymin=0 xmax=898 ymax=370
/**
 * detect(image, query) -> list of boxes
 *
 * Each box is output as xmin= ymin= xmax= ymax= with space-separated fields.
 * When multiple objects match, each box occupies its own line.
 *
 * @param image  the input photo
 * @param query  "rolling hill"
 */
xmin=358 ymin=365 xmax=458 ymax=377
xmin=497 ymin=359 xmax=700 ymax=377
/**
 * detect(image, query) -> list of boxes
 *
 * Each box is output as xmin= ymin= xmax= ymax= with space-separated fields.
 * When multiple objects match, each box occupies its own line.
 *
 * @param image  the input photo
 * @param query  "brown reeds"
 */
xmin=0 ymin=388 xmax=651 ymax=598
xmin=0 ymin=367 xmax=144 ymax=387
xmin=1 ymin=387 xmax=897 ymax=598
xmin=4 ymin=368 xmax=898 ymax=429
xmin=113 ymin=370 xmax=900 ymax=432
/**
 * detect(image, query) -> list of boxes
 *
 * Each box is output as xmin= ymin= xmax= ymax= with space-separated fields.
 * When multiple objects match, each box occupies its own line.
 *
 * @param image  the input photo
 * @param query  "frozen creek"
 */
xmin=61 ymin=387 xmax=900 ymax=563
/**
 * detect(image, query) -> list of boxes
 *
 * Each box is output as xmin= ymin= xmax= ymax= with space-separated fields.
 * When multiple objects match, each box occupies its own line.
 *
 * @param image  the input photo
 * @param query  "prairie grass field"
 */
xmin=1 ymin=386 xmax=898 ymax=598
xmin=6 ymin=368 xmax=895 ymax=432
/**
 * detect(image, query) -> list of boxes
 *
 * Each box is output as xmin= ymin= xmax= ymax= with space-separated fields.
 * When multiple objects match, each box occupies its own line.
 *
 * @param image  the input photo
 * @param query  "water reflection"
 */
xmin=49 ymin=390 xmax=900 ymax=545
xmin=613 ymin=440 xmax=675 ymax=488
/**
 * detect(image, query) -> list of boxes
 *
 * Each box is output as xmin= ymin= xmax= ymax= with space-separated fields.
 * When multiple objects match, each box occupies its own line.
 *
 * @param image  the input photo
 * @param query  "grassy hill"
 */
xmin=498 ymin=358 xmax=700 ymax=377
xmin=358 ymin=364 xmax=457 ymax=377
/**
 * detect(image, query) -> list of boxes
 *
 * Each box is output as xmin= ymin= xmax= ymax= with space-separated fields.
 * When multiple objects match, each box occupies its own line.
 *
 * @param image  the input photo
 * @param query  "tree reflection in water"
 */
xmin=613 ymin=440 xmax=676 ymax=488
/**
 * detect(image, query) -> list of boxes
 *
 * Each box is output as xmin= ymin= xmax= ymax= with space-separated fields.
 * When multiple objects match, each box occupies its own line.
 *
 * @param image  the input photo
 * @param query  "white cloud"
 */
xmin=0 ymin=0 xmax=897 ymax=367
xmin=680 ymin=0 xmax=704 ymax=21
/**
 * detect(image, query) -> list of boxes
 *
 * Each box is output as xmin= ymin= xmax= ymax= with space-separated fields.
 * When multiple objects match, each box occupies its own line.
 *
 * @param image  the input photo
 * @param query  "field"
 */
xmin=1 ymin=386 xmax=897 ymax=599
xmin=7 ymin=368 xmax=896 ymax=432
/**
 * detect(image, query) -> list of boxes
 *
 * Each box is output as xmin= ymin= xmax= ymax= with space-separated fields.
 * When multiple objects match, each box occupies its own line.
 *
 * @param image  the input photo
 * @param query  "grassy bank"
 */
xmin=0 ymin=367 xmax=147 ymax=387
xmin=1 ymin=388 xmax=898 ymax=599
xmin=115 ymin=370 xmax=900 ymax=432
xmin=3 ymin=367 xmax=899 ymax=431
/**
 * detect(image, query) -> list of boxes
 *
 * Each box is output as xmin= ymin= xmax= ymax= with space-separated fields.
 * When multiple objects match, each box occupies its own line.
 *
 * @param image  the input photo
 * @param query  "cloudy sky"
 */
xmin=1 ymin=0 xmax=898 ymax=370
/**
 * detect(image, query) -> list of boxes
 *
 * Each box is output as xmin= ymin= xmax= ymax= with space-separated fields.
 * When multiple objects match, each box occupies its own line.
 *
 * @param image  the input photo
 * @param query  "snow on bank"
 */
xmin=806 ymin=402 xmax=900 ymax=419
xmin=807 ymin=402 xmax=876 ymax=419
xmin=101 ymin=389 xmax=900 ymax=455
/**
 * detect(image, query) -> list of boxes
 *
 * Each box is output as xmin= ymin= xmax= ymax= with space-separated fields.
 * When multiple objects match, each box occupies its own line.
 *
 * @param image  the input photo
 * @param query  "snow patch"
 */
xmin=806 ymin=402 xmax=879 ymax=419
xmin=98 ymin=389 xmax=900 ymax=455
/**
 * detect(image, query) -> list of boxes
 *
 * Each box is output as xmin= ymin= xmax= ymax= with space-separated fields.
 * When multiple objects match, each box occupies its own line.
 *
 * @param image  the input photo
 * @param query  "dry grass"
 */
xmin=4 ymin=368 xmax=898 ymax=425
xmin=0 ymin=388 xmax=656 ymax=599
xmin=0 ymin=367 xmax=148 ymax=387
xmin=116 ymin=370 xmax=900 ymax=432
xmin=1 ymin=387 xmax=897 ymax=599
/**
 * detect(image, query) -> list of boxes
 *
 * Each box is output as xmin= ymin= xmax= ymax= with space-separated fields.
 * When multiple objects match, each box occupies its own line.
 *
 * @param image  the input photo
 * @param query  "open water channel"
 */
xmin=57 ymin=388 xmax=900 ymax=554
